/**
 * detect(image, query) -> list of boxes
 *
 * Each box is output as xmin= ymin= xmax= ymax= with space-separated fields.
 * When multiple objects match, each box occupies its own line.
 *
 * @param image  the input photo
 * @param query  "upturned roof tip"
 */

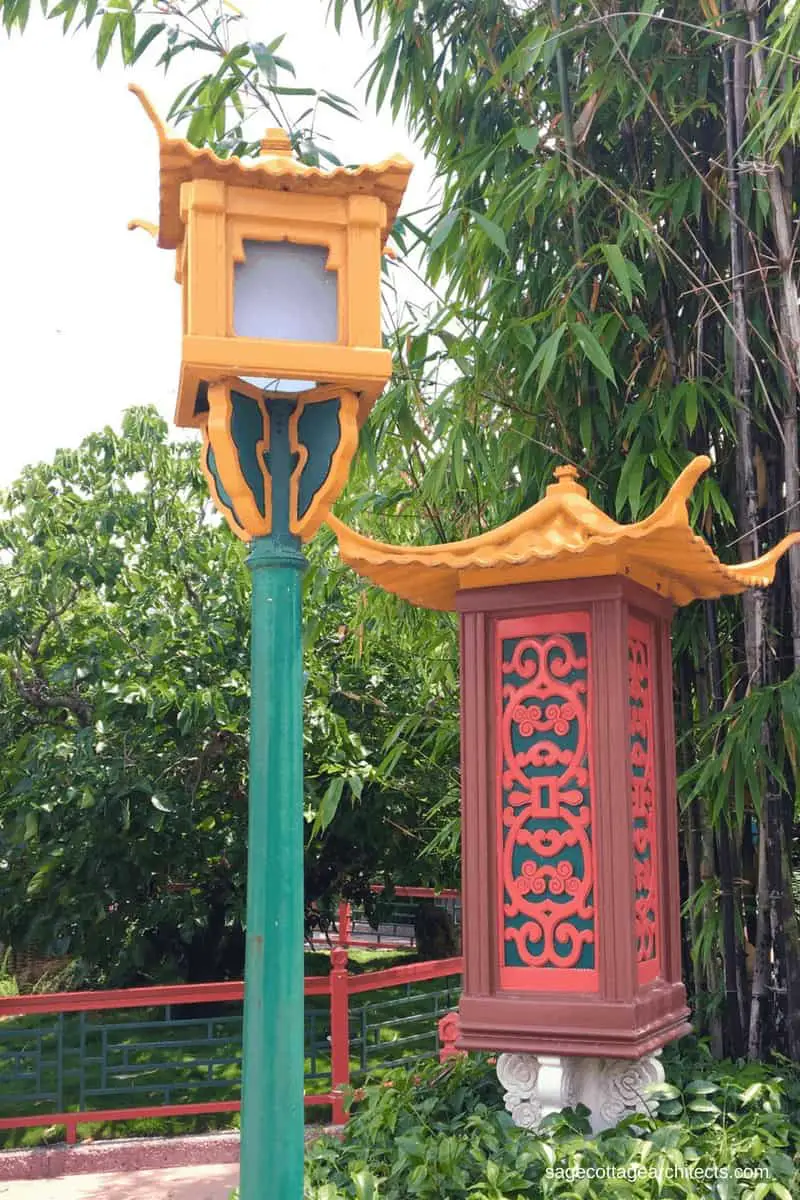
xmin=326 ymin=456 xmax=800 ymax=610
xmin=129 ymin=83 xmax=413 ymax=250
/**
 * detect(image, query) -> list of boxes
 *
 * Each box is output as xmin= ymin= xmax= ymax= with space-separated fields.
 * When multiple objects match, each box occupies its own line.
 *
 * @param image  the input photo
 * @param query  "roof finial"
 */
xmin=548 ymin=462 xmax=586 ymax=496
xmin=260 ymin=128 xmax=293 ymax=158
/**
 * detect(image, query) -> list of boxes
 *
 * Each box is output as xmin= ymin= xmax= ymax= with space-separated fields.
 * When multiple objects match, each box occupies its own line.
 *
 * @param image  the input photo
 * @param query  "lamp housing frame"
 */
xmin=175 ymin=179 xmax=390 ymax=430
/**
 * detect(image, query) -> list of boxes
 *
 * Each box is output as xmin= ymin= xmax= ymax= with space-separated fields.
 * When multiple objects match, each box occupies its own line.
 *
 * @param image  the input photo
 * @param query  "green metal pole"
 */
xmin=240 ymin=532 xmax=306 ymax=1200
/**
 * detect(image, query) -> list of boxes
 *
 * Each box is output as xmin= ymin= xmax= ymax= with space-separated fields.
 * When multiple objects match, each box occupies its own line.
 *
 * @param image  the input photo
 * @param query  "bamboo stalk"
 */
xmin=744 ymin=0 xmax=800 ymax=673
xmin=730 ymin=834 xmax=751 ymax=1038
xmin=778 ymin=834 xmax=800 ymax=1055
xmin=721 ymin=3 xmax=760 ymax=651
xmin=680 ymin=658 xmax=706 ymax=1010
xmin=741 ymin=2 xmax=800 ymax=1060
xmin=782 ymin=386 xmax=800 ymax=670
xmin=550 ymin=0 xmax=586 ymax=287
xmin=705 ymin=601 xmax=745 ymax=1057
xmin=694 ymin=652 xmax=724 ymax=1056
xmin=748 ymin=818 xmax=771 ymax=1059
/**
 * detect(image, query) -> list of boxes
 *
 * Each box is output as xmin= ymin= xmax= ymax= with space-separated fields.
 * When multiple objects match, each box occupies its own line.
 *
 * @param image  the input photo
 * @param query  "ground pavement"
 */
xmin=0 ymin=1163 xmax=239 ymax=1199
xmin=0 ymin=1128 xmax=332 ymax=1198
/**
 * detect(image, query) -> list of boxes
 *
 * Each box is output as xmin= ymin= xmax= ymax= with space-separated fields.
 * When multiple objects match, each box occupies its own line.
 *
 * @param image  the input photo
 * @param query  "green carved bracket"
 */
xmin=200 ymin=381 xmax=361 ymax=543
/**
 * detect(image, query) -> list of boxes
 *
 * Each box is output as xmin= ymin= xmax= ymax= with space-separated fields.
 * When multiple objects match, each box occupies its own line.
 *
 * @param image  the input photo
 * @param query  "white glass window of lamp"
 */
xmin=234 ymin=240 xmax=338 ymax=393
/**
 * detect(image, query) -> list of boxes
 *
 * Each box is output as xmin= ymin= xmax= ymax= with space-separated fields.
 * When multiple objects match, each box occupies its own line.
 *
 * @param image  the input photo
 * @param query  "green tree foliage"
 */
xmin=0 ymin=409 xmax=251 ymax=983
xmin=0 ymin=411 xmax=456 ymax=984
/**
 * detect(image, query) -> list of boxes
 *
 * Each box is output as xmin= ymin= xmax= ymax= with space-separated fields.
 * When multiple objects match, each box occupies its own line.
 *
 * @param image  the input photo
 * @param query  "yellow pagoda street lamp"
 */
xmin=130 ymin=85 xmax=412 ymax=1200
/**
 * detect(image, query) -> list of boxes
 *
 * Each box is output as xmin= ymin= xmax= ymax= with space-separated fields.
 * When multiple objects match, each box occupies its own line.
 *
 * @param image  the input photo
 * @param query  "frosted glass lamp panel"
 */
xmin=234 ymin=241 xmax=338 ymax=343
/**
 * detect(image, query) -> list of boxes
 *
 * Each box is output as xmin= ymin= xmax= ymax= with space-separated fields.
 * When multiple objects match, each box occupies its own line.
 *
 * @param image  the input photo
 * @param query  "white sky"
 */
xmin=0 ymin=1 xmax=435 ymax=486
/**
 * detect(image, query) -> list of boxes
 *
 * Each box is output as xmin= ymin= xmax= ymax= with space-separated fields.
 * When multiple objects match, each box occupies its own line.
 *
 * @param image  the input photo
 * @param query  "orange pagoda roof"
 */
xmin=327 ymin=457 xmax=800 ymax=611
xmin=130 ymin=85 xmax=413 ymax=251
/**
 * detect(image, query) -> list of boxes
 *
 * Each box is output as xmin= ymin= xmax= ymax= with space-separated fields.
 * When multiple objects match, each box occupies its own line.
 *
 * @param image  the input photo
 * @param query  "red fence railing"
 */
xmin=0 ymin=949 xmax=463 ymax=1145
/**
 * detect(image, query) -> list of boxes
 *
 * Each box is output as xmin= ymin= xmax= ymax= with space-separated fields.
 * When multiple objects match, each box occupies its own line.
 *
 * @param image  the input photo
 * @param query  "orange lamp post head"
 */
xmin=130 ymin=85 xmax=412 ymax=542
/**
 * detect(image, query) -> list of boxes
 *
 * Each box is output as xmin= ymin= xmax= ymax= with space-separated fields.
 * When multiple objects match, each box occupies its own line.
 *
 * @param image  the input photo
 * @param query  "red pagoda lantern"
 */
xmin=329 ymin=456 xmax=798 ymax=1130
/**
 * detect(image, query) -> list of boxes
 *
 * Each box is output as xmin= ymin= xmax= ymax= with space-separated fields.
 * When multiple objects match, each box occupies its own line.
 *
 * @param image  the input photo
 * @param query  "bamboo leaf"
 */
xmin=430 ymin=212 xmax=459 ymax=253
xmin=132 ymin=19 xmax=164 ymax=62
xmin=617 ymin=437 xmax=647 ymax=517
xmin=600 ymin=243 xmax=633 ymax=307
xmin=572 ymin=322 xmax=616 ymax=385
xmin=318 ymin=91 xmax=358 ymax=119
xmin=627 ymin=0 xmax=659 ymax=53
xmin=473 ymin=212 xmax=508 ymax=255
xmin=270 ymin=55 xmax=296 ymax=77
xmin=121 ymin=13 xmax=139 ymax=62
xmin=516 ymin=127 xmax=540 ymax=153
xmin=251 ymin=40 xmax=277 ymax=84
xmin=532 ymin=325 xmax=567 ymax=399
xmin=95 ymin=11 xmax=118 ymax=65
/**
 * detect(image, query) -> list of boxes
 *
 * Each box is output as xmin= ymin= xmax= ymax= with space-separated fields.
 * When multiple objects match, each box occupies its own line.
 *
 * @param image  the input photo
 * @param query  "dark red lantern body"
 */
xmin=457 ymin=576 xmax=690 ymax=1058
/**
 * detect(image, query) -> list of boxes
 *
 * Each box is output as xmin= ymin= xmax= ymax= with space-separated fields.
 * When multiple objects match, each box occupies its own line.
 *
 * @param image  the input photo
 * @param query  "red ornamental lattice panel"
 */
xmin=628 ymin=616 xmax=660 ymax=984
xmin=496 ymin=612 xmax=599 ymax=993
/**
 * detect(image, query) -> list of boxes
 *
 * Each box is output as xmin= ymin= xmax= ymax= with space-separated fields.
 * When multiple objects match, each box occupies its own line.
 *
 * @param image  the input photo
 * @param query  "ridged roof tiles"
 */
xmin=130 ymin=84 xmax=413 ymax=250
xmin=327 ymin=458 xmax=800 ymax=610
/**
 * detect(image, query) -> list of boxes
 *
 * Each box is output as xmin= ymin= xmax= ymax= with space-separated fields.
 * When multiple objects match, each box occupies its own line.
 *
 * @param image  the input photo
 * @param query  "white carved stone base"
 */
xmin=496 ymin=1052 xmax=665 ymax=1134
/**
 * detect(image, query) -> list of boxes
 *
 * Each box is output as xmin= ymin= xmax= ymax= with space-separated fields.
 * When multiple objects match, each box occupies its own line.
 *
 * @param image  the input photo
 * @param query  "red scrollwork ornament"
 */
xmin=629 ymin=618 xmax=659 ymax=981
xmin=497 ymin=614 xmax=598 ymax=991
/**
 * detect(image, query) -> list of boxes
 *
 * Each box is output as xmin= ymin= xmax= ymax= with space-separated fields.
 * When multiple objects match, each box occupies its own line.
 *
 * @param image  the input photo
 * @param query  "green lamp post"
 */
xmin=130 ymin=86 xmax=412 ymax=1198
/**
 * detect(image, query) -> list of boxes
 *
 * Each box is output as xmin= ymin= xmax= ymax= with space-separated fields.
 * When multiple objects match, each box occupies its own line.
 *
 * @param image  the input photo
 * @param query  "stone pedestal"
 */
xmin=496 ymin=1051 xmax=664 ymax=1134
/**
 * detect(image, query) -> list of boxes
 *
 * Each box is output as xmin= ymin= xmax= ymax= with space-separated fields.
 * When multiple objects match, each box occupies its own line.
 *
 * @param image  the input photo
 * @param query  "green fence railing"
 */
xmin=0 ymin=953 xmax=463 ymax=1145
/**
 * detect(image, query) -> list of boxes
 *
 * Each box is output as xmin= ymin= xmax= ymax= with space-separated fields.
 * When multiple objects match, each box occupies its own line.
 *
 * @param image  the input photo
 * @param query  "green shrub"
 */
xmin=232 ymin=1041 xmax=800 ymax=1198
xmin=0 ymin=948 xmax=18 ymax=997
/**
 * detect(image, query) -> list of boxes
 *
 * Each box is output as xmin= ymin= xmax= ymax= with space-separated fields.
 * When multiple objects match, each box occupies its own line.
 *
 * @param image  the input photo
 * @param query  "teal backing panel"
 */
xmin=295 ymin=397 xmax=342 ymax=521
xmin=230 ymin=392 xmax=268 ymax=519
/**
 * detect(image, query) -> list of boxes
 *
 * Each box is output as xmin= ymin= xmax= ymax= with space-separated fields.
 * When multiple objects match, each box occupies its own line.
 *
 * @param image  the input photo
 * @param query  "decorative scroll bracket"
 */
xmin=496 ymin=1051 xmax=665 ymax=1134
xmin=200 ymin=379 xmax=360 ymax=542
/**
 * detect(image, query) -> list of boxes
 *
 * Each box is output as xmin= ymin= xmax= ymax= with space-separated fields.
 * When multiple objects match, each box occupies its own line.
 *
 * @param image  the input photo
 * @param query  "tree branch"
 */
xmin=25 ymin=586 xmax=80 ymax=662
xmin=11 ymin=666 xmax=92 ymax=727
